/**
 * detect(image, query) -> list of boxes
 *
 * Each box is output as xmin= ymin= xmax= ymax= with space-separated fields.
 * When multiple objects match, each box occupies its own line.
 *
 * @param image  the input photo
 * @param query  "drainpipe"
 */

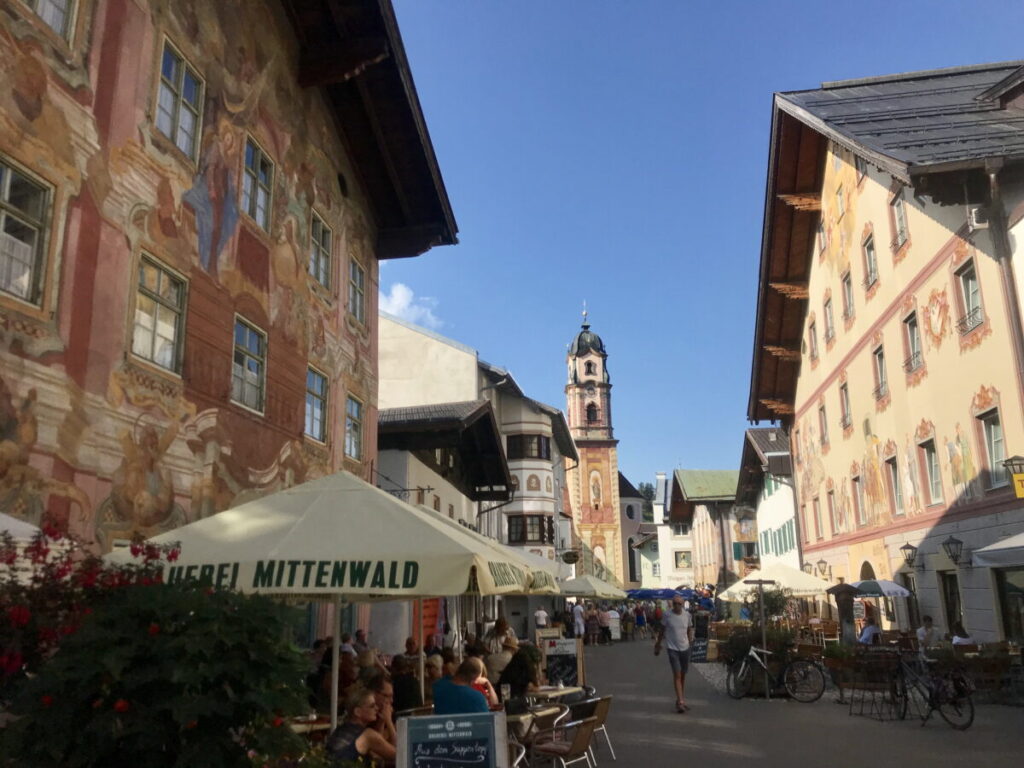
xmin=986 ymin=161 xmax=1024 ymax=429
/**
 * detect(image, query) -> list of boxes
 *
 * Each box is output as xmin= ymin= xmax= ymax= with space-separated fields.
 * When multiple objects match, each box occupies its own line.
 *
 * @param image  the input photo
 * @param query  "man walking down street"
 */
xmin=534 ymin=605 xmax=549 ymax=630
xmin=654 ymin=596 xmax=694 ymax=713
xmin=572 ymin=601 xmax=585 ymax=639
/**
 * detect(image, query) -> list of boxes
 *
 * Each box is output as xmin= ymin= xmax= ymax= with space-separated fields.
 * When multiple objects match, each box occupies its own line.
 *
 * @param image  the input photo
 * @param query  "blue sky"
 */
xmin=384 ymin=0 xmax=1024 ymax=486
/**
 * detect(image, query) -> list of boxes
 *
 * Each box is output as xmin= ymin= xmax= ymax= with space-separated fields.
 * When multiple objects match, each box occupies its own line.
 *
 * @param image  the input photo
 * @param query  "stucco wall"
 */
xmin=377 ymin=314 xmax=478 ymax=409
xmin=755 ymin=480 xmax=800 ymax=570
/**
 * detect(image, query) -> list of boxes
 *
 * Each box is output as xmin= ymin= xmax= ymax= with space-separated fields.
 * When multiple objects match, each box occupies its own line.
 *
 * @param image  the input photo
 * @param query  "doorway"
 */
xmin=939 ymin=571 xmax=963 ymax=631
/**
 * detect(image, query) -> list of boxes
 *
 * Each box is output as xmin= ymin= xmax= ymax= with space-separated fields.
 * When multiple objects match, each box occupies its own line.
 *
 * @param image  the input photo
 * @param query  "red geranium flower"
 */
xmin=114 ymin=699 xmax=130 ymax=713
xmin=167 ymin=547 xmax=181 ymax=562
xmin=272 ymin=716 xmax=284 ymax=728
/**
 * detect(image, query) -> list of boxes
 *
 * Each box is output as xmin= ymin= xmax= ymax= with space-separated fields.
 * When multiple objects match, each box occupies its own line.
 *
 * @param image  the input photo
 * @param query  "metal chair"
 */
xmin=520 ymin=703 xmax=570 ymax=745
xmin=587 ymin=696 xmax=614 ymax=764
xmin=531 ymin=717 xmax=599 ymax=768
xmin=509 ymin=739 xmax=527 ymax=768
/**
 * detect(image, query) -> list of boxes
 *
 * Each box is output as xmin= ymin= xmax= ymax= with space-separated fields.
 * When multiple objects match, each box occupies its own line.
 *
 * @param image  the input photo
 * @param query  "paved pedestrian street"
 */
xmin=584 ymin=641 xmax=1023 ymax=768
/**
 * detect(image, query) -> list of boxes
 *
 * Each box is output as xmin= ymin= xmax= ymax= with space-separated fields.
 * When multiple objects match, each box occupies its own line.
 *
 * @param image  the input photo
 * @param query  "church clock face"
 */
xmin=585 ymin=385 xmax=596 ymax=396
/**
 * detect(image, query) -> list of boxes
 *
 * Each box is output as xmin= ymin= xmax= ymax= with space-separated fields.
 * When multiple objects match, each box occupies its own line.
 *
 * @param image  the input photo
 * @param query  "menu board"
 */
xmin=544 ymin=638 xmax=583 ymax=686
xmin=398 ymin=712 xmax=508 ymax=768
xmin=690 ymin=611 xmax=709 ymax=663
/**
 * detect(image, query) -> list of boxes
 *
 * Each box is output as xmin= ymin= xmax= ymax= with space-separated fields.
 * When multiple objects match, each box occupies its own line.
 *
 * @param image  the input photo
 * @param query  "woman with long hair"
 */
xmin=325 ymin=686 xmax=397 ymax=765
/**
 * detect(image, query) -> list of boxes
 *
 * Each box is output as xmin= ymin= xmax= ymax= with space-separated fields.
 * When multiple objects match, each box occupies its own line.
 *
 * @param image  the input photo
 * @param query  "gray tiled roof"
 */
xmin=778 ymin=60 xmax=1024 ymax=178
xmin=378 ymin=400 xmax=488 ymax=428
xmin=745 ymin=427 xmax=790 ymax=460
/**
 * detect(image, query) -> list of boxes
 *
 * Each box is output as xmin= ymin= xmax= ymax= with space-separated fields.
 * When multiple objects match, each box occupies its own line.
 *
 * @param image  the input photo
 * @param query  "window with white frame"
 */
xmin=345 ymin=396 xmax=363 ymax=459
xmin=809 ymin=322 xmax=819 ymax=359
xmin=956 ymin=261 xmax=983 ymax=334
xmin=132 ymin=257 xmax=185 ymax=372
xmin=980 ymin=409 xmax=1007 ymax=487
xmin=839 ymin=383 xmax=851 ymax=428
xmin=824 ymin=298 xmax=835 ymax=341
xmin=904 ymin=312 xmax=923 ymax=372
xmin=818 ymin=404 xmax=829 ymax=446
xmin=841 ymin=272 xmax=854 ymax=319
xmin=852 ymin=476 xmax=865 ymax=525
xmin=873 ymin=345 xmax=888 ymax=399
xmin=27 ymin=0 xmax=72 ymax=37
xmin=863 ymin=235 xmax=878 ymax=287
xmin=348 ymin=258 xmax=365 ymax=325
xmin=305 ymin=367 xmax=328 ymax=442
xmin=672 ymin=523 xmax=689 ymax=537
xmin=156 ymin=42 xmax=203 ymax=160
xmin=231 ymin=317 xmax=266 ymax=412
xmin=892 ymin=192 xmax=908 ymax=248
xmin=309 ymin=213 xmax=331 ymax=288
xmin=886 ymin=456 xmax=903 ymax=515
xmin=921 ymin=440 xmax=942 ymax=505
xmin=0 ymin=159 xmax=48 ymax=304
xmin=241 ymin=138 xmax=273 ymax=231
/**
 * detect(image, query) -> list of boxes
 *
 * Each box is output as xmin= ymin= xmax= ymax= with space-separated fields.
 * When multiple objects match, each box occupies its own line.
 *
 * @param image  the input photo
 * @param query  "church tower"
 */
xmin=565 ymin=312 xmax=624 ymax=584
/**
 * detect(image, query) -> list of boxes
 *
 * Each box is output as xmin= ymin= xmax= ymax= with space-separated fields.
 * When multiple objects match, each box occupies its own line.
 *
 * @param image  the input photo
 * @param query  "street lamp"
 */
xmin=1002 ymin=455 xmax=1024 ymax=475
xmin=816 ymin=558 xmax=829 ymax=577
xmin=941 ymin=535 xmax=965 ymax=566
xmin=899 ymin=542 xmax=920 ymax=569
xmin=802 ymin=562 xmax=814 ymax=575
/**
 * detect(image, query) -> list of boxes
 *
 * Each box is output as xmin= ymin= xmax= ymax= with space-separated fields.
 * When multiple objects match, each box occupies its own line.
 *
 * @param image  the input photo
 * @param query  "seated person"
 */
xmin=498 ymin=646 xmax=542 ymax=700
xmin=440 ymin=648 xmax=459 ymax=678
xmin=366 ymin=675 xmax=397 ymax=748
xmin=432 ymin=659 xmax=490 ymax=715
xmin=356 ymin=650 xmax=388 ymax=686
xmin=325 ymin=687 xmax=396 ymax=765
xmin=916 ymin=615 xmax=942 ymax=648
xmin=950 ymin=622 xmax=975 ymax=646
xmin=485 ymin=635 xmax=518 ymax=684
xmin=468 ymin=657 xmax=499 ymax=707
xmin=391 ymin=656 xmax=423 ymax=713
xmin=857 ymin=616 xmax=881 ymax=645
xmin=403 ymin=637 xmax=425 ymax=666
xmin=339 ymin=632 xmax=357 ymax=657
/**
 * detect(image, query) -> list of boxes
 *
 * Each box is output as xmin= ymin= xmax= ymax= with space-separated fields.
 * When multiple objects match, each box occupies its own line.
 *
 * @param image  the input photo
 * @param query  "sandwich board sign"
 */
xmin=398 ymin=712 xmax=508 ymax=768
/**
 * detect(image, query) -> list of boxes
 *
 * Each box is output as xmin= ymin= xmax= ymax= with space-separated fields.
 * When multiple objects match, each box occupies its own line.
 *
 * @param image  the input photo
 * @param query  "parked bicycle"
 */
xmin=889 ymin=652 xmax=974 ymax=730
xmin=725 ymin=644 xmax=825 ymax=702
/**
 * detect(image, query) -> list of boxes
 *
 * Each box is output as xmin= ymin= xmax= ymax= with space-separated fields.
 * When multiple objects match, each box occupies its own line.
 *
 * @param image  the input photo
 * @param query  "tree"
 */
xmin=637 ymin=482 xmax=656 ymax=522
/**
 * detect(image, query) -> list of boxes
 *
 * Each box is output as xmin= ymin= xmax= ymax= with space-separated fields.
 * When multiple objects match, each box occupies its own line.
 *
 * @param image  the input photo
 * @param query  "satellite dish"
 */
xmin=561 ymin=551 xmax=580 ymax=565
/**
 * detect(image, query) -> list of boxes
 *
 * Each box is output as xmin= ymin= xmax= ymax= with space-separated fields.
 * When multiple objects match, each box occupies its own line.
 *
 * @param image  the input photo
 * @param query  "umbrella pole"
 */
xmin=330 ymin=597 xmax=342 ymax=729
xmin=417 ymin=599 xmax=425 ymax=702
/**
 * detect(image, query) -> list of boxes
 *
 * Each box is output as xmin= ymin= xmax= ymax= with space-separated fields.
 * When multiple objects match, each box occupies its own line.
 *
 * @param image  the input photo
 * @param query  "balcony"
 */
xmin=957 ymin=306 xmax=984 ymax=335
xmin=903 ymin=351 xmax=923 ymax=373
xmin=872 ymin=382 xmax=889 ymax=401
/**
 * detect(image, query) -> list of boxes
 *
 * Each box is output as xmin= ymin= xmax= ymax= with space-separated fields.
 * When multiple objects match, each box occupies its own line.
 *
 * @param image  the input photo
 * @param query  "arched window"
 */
xmin=628 ymin=538 xmax=638 ymax=582
xmin=626 ymin=505 xmax=635 ymax=520
xmin=586 ymin=403 xmax=599 ymax=423
xmin=584 ymin=361 xmax=595 ymax=375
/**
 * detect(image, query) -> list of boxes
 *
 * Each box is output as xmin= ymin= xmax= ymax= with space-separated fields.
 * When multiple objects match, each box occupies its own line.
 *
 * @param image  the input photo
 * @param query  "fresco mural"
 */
xmin=0 ymin=0 xmax=377 ymax=549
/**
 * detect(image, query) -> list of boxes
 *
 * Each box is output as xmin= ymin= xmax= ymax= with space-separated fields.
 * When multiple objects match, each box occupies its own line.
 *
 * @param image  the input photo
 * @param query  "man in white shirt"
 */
xmin=916 ymin=615 xmax=942 ymax=648
xmin=572 ymin=601 xmax=585 ymax=638
xmin=534 ymin=606 xmax=549 ymax=629
xmin=654 ymin=596 xmax=694 ymax=712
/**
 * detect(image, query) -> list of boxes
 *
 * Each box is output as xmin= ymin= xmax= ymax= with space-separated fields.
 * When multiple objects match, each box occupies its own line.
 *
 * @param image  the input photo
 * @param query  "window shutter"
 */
xmin=732 ymin=542 xmax=743 ymax=561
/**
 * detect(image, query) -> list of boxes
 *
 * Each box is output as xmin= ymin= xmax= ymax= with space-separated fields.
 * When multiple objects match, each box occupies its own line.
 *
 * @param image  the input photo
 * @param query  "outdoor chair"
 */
xmin=587 ymin=696 xmax=614 ymax=764
xmin=531 ymin=716 xmax=599 ymax=768
xmin=568 ymin=697 xmax=599 ymax=722
xmin=820 ymin=621 xmax=840 ymax=644
xmin=509 ymin=739 xmax=527 ymax=768
xmin=519 ymin=703 xmax=570 ymax=746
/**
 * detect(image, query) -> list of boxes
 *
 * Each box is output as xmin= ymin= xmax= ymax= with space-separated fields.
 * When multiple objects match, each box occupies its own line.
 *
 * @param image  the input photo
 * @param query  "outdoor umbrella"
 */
xmin=972 ymin=531 xmax=1024 ymax=567
xmin=0 ymin=512 xmax=40 ymax=540
xmin=559 ymin=574 xmax=626 ymax=600
xmin=106 ymin=470 xmax=534 ymax=726
xmin=849 ymin=579 xmax=911 ymax=598
xmin=718 ymin=562 xmax=832 ymax=601
xmin=626 ymin=588 xmax=695 ymax=600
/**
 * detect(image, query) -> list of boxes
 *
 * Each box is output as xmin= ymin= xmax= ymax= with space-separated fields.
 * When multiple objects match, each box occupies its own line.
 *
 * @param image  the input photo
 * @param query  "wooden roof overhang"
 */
xmin=746 ymin=100 xmax=827 ymax=424
xmin=378 ymin=402 xmax=512 ymax=501
xmin=282 ymin=0 xmax=457 ymax=259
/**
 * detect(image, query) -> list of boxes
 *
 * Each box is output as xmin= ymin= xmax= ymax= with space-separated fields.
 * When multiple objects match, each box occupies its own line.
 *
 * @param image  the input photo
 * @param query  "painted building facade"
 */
xmin=0 ymin=0 xmax=454 ymax=561
xmin=748 ymin=61 xmax=1024 ymax=642
xmin=669 ymin=470 xmax=748 ymax=591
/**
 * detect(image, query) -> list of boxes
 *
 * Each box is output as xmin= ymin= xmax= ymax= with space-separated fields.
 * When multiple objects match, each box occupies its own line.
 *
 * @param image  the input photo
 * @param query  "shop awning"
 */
xmin=973 ymin=532 xmax=1024 ymax=567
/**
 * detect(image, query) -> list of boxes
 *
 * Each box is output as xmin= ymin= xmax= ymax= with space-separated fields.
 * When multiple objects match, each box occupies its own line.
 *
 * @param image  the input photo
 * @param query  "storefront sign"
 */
xmin=544 ymin=638 xmax=582 ymax=686
xmin=398 ymin=712 xmax=508 ymax=768
xmin=165 ymin=559 xmax=420 ymax=590
xmin=1013 ymin=472 xmax=1024 ymax=499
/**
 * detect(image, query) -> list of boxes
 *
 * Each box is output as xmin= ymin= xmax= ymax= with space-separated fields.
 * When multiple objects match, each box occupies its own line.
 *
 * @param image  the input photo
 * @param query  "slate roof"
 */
xmin=745 ymin=427 xmax=790 ymax=461
xmin=673 ymin=469 xmax=738 ymax=502
xmin=777 ymin=60 xmax=1024 ymax=180
xmin=378 ymin=400 xmax=488 ymax=428
xmin=618 ymin=472 xmax=642 ymax=499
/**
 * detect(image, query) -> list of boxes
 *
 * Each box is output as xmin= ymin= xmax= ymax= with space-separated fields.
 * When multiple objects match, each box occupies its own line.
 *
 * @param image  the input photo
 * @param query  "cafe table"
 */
xmin=529 ymin=685 xmax=584 ymax=701
xmin=505 ymin=705 xmax=562 ymax=743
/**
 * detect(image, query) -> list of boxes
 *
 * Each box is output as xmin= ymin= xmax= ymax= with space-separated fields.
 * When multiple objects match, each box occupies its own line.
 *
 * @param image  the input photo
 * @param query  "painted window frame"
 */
xmin=862 ymin=234 xmax=878 ymax=288
xmin=818 ymin=404 xmax=829 ymax=446
xmin=979 ymin=408 xmax=1008 ymax=489
xmin=891 ymin=192 xmax=909 ymax=250
xmin=304 ymin=366 xmax=329 ymax=443
xmin=885 ymin=455 xmax=903 ymax=516
xmin=0 ymin=156 xmax=51 ymax=306
xmin=345 ymin=395 xmax=363 ymax=460
xmin=903 ymin=311 xmax=923 ymax=372
xmin=955 ymin=259 xmax=984 ymax=335
xmin=826 ymin=490 xmax=837 ymax=537
xmin=231 ymin=316 xmax=268 ymax=414
xmin=241 ymin=136 xmax=274 ymax=232
xmin=348 ymin=256 xmax=366 ymax=325
xmin=836 ymin=186 xmax=845 ymax=219
xmin=920 ymin=439 xmax=944 ymax=506
xmin=309 ymin=211 xmax=332 ymax=289
xmin=841 ymin=271 xmax=854 ymax=320
xmin=26 ymin=0 xmax=73 ymax=39
xmin=808 ymin=321 xmax=819 ymax=360
xmin=131 ymin=255 xmax=187 ymax=374
xmin=839 ymin=383 xmax=851 ymax=429
xmin=872 ymin=345 xmax=888 ymax=400
xmin=852 ymin=476 xmax=865 ymax=526
xmin=823 ymin=298 xmax=835 ymax=341
xmin=155 ymin=39 xmax=205 ymax=162
xmin=817 ymin=220 xmax=827 ymax=255
xmin=812 ymin=497 xmax=823 ymax=541
xmin=855 ymin=155 xmax=868 ymax=183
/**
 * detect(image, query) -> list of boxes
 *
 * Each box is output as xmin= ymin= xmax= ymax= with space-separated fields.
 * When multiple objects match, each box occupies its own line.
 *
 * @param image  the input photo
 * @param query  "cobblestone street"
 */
xmin=585 ymin=640 xmax=1024 ymax=768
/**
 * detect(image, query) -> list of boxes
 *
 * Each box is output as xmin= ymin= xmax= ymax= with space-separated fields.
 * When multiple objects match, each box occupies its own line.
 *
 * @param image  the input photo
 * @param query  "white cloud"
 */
xmin=379 ymin=282 xmax=443 ymax=330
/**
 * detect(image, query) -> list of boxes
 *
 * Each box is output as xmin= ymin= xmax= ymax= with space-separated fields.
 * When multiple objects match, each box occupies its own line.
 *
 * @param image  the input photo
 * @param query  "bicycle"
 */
xmin=725 ymin=644 xmax=825 ymax=702
xmin=889 ymin=652 xmax=974 ymax=730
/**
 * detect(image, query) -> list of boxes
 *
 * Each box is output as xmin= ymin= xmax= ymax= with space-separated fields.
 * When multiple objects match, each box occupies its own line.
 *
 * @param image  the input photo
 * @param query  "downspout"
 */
xmin=986 ymin=161 xmax=1024 ymax=429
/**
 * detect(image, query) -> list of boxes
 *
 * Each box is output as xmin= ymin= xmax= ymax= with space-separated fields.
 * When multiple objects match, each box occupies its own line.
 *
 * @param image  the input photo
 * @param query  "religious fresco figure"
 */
xmin=902 ymin=435 xmax=922 ymax=515
xmin=863 ymin=433 xmax=886 ymax=524
xmin=182 ymin=119 xmax=240 ymax=275
xmin=947 ymin=423 xmax=980 ymax=503
xmin=589 ymin=471 xmax=602 ymax=506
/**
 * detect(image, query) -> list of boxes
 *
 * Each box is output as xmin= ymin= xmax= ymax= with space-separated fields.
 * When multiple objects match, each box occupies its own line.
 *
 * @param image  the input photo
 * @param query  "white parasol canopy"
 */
xmin=718 ymin=562 xmax=833 ymax=601
xmin=973 ymin=531 xmax=1024 ymax=567
xmin=0 ymin=512 xmax=40 ymax=540
xmin=559 ymin=574 xmax=626 ymax=600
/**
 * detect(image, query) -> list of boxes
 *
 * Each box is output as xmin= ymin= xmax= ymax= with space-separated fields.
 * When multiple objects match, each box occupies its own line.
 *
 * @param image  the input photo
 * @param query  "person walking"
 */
xmin=654 ymin=596 xmax=694 ymax=713
xmin=634 ymin=604 xmax=647 ymax=639
xmin=573 ymin=601 xmax=586 ymax=639
xmin=534 ymin=605 xmax=549 ymax=630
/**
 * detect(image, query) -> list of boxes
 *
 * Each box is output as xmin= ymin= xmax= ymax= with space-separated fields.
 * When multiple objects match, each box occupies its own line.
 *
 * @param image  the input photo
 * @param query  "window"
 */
xmin=448 ymin=504 xmax=455 ymax=519
xmin=823 ymin=299 xmax=835 ymax=341
xmin=863 ymin=235 xmax=878 ymax=287
xmin=348 ymin=258 xmax=365 ymax=325
xmin=732 ymin=542 xmax=757 ymax=560
xmin=672 ymin=523 xmax=689 ymax=537
xmin=625 ymin=505 xmax=635 ymax=520
xmin=839 ymin=383 xmax=851 ymax=428
xmin=827 ymin=491 xmax=837 ymax=536
xmin=0 ymin=159 xmax=48 ymax=303
xmin=817 ymin=220 xmax=827 ymax=255
xmin=886 ymin=456 xmax=903 ymax=515
xmin=156 ymin=42 xmax=203 ymax=160
xmin=812 ymin=497 xmax=823 ymax=540
xmin=584 ymin=361 xmax=595 ymax=375
xmin=818 ymin=404 xmax=828 ymax=446
xmin=309 ymin=213 xmax=331 ymax=288
xmin=304 ymin=367 xmax=328 ymax=442
xmin=902 ymin=572 xmax=921 ymax=630
xmin=231 ymin=318 xmax=266 ymax=412
xmin=892 ymin=193 xmax=908 ymax=248
xmin=855 ymin=155 xmax=867 ymax=182
xmin=841 ymin=272 xmax=854 ymax=319
xmin=852 ymin=476 xmax=865 ymax=525
xmin=433 ymin=495 xmax=440 ymax=511
xmin=27 ymin=0 xmax=71 ymax=37
xmin=132 ymin=258 xmax=185 ymax=372
xmin=241 ymin=138 xmax=273 ymax=231
xmin=586 ymin=403 xmax=599 ymax=423
xmin=873 ymin=346 xmax=888 ymax=399
xmin=940 ymin=571 xmax=963 ymax=630
xmin=507 ymin=515 xmax=550 ymax=544
xmin=921 ymin=440 xmax=943 ymax=505
xmin=506 ymin=434 xmax=551 ymax=460
xmin=652 ymin=562 xmax=661 ymax=577
xmin=980 ymin=410 xmax=1007 ymax=487
xmin=956 ymin=261 xmax=983 ymax=334
xmin=808 ymin=322 xmax=819 ymax=360
xmin=903 ymin=312 xmax=923 ymax=372
xmin=836 ymin=186 xmax=845 ymax=218
xmin=345 ymin=396 xmax=363 ymax=459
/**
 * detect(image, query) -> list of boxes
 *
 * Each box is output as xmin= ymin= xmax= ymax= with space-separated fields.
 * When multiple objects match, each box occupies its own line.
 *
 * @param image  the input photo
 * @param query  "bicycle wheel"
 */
xmin=889 ymin=669 xmax=908 ymax=720
xmin=726 ymin=659 xmax=753 ymax=699
xmin=937 ymin=686 xmax=974 ymax=730
xmin=783 ymin=659 xmax=825 ymax=703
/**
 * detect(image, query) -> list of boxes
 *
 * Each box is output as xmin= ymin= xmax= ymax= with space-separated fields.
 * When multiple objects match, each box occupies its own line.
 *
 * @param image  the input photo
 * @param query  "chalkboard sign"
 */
xmin=689 ymin=611 xmax=710 ymax=663
xmin=543 ymin=638 xmax=581 ymax=687
xmin=398 ymin=712 xmax=508 ymax=768
xmin=853 ymin=600 xmax=866 ymax=619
